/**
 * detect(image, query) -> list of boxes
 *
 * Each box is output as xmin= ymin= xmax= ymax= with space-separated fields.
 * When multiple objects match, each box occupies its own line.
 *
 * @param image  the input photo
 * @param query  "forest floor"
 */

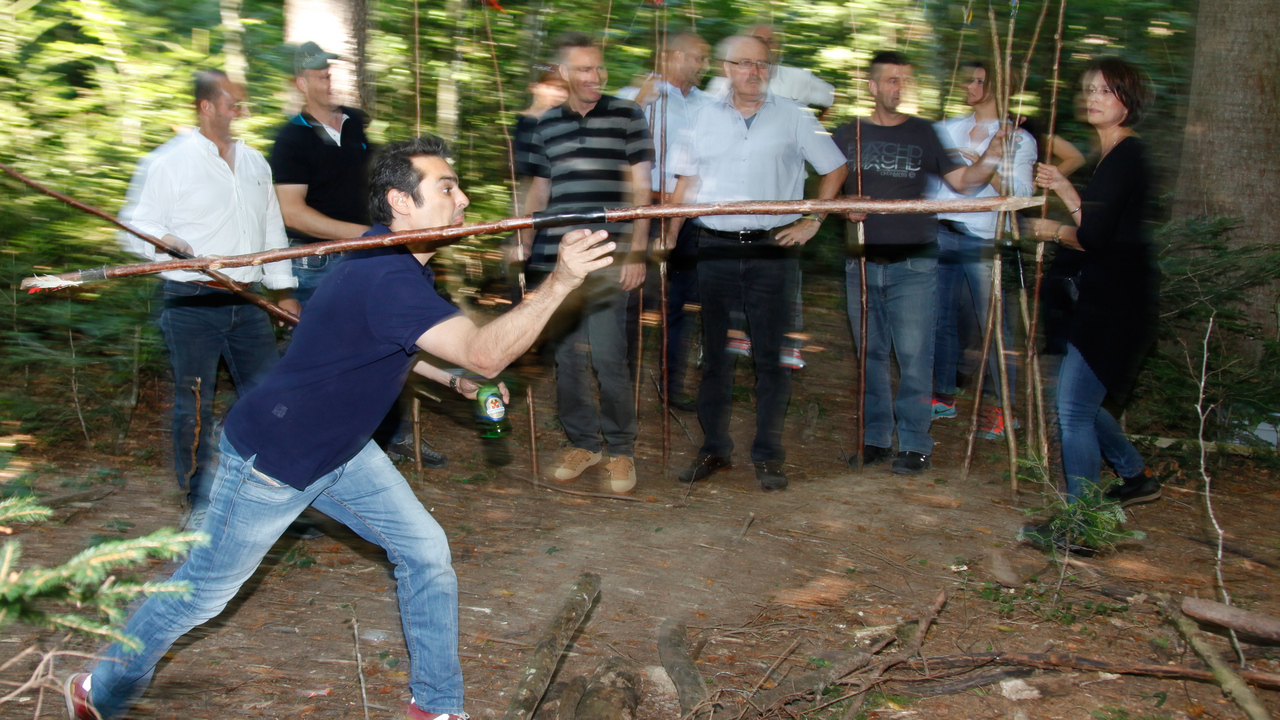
xmin=2 ymin=276 xmax=1279 ymax=720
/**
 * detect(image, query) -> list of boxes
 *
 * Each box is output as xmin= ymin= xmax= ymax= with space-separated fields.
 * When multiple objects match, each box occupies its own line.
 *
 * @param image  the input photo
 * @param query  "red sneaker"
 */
xmin=63 ymin=673 xmax=101 ymax=720
xmin=406 ymin=699 xmax=469 ymax=720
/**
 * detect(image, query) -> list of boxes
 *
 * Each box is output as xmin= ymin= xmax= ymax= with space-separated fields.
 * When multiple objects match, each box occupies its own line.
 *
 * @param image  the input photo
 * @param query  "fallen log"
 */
xmin=574 ymin=656 xmax=644 ymax=720
xmin=896 ymin=651 xmax=1280 ymax=691
xmin=1159 ymin=596 xmax=1274 ymax=720
xmin=534 ymin=676 xmax=589 ymax=720
xmin=500 ymin=573 xmax=602 ymax=720
xmin=657 ymin=620 xmax=709 ymax=720
xmin=895 ymin=667 xmax=1035 ymax=697
xmin=22 ymin=197 xmax=1045 ymax=290
xmin=1182 ymin=597 xmax=1280 ymax=644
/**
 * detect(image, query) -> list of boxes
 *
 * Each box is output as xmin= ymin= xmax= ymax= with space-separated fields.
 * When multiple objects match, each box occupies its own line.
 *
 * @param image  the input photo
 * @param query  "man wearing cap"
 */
xmin=270 ymin=41 xmax=373 ymax=306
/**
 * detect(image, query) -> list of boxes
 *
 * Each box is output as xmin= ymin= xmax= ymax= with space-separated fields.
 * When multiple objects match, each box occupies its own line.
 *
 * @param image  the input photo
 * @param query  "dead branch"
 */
xmin=1158 ymin=595 xmax=1274 ymax=720
xmin=22 ymin=197 xmax=1044 ymax=290
xmin=501 ymin=573 xmax=602 ymax=720
xmin=575 ymin=656 xmax=644 ymax=720
xmin=894 ymin=667 xmax=1035 ymax=697
xmin=658 ymin=619 xmax=710 ymax=719
xmin=534 ymin=676 xmax=588 ymax=720
xmin=1182 ymin=597 xmax=1280 ymax=644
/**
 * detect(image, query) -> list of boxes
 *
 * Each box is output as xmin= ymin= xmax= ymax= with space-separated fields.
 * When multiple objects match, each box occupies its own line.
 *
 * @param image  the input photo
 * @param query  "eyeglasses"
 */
xmin=727 ymin=60 xmax=770 ymax=71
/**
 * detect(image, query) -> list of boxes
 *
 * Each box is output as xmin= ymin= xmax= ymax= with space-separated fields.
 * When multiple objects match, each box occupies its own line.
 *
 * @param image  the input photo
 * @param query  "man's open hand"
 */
xmin=550 ymin=229 xmax=614 ymax=290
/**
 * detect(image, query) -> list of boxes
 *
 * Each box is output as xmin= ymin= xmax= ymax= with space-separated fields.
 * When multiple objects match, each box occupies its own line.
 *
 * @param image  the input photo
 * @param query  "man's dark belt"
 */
xmin=699 ymin=226 xmax=771 ymax=243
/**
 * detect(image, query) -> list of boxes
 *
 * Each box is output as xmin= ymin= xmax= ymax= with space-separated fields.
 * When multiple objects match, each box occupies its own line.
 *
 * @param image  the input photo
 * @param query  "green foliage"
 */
xmin=977 ymin=580 xmax=1129 ymax=625
xmin=281 ymin=543 xmax=316 ymax=570
xmin=1020 ymin=479 xmax=1145 ymax=555
xmin=0 ymin=496 xmax=206 ymax=650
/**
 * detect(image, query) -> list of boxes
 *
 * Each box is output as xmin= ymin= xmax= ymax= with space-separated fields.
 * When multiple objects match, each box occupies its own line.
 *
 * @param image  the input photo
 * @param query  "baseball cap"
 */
xmin=294 ymin=41 xmax=339 ymax=75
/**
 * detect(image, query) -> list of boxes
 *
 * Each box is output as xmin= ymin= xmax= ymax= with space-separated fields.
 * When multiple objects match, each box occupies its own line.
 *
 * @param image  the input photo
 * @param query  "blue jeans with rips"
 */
xmin=159 ymin=281 xmax=279 ymax=512
xmin=88 ymin=435 xmax=462 ymax=718
xmin=1056 ymin=343 xmax=1145 ymax=500
xmin=933 ymin=226 xmax=1015 ymax=401
xmin=845 ymin=253 xmax=938 ymax=456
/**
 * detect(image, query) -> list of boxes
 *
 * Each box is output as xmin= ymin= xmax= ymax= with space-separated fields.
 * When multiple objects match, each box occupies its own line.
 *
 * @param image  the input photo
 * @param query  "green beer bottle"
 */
xmin=475 ymin=383 xmax=511 ymax=439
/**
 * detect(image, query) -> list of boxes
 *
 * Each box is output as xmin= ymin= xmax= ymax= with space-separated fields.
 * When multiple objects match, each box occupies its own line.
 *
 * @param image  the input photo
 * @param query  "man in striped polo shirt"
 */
xmin=518 ymin=32 xmax=654 ymax=494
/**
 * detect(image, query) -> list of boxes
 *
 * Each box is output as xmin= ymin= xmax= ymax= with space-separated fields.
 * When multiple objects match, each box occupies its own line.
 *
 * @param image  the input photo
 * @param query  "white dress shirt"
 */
xmin=707 ymin=64 xmax=836 ymax=109
xmin=928 ymin=114 xmax=1037 ymax=240
xmin=617 ymin=80 xmax=714 ymax=193
xmin=673 ymin=92 xmax=846 ymax=231
xmin=122 ymin=130 xmax=296 ymax=289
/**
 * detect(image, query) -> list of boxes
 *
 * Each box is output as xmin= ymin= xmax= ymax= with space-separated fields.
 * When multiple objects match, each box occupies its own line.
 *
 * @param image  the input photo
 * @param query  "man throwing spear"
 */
xmin=64 ymin=135 xmax=617 ymax=720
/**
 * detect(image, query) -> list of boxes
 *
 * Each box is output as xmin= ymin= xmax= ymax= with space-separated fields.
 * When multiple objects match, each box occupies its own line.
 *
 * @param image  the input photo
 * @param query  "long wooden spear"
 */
xmin=1 ymin=162 xmax=299 ymax=325
xmin=657 ymin=7 xmax=671 ymax=481
xmin=482 ymin=3 xmax=539 ymax=479
xmin=855 ymin=118 xmax=868 ymax=471
xmin=22 ymin=198 xmax=1044 ymax=291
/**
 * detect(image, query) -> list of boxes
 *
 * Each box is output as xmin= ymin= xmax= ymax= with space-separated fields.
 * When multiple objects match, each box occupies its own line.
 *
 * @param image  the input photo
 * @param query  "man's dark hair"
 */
xmin=368 ymin=135 xmax=454 ymax=226
xmin=1085 ymin=56 xmax=1151 ymax=127
xmin=193 ymin=69 xmax=229 ymax=109
xmin=555 ymin=32 xmax=597 ymax=64
xmin=869 ymin=51 xmax=910 ymax=76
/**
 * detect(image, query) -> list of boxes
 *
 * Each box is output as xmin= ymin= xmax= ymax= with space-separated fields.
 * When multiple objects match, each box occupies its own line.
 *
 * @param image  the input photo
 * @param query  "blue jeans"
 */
xmin=933 ymin=226 xmax=1015 ymax=401
xmin=697 ymin=231 xmax=797 ymax=462
xmin=845 ymin=254 xmax=938 ymax=455
xmin=160 ymin=281 xmax=279 ymax=511
xmin=89 ymin=435 xmax=461 ymax=718
xmin=1056 ymin=344 xmax=1145 ymax=499
xmin=291 ymin=252 xmax=344 ymax=307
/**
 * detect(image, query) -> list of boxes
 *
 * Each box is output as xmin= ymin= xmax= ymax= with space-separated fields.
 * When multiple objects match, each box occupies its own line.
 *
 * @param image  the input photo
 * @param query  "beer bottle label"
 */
xmin=483 ymin=394 xmax=505 ymax=421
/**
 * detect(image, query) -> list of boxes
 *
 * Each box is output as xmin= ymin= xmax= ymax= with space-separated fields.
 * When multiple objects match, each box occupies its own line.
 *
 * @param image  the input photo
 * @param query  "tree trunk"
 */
xmin=1174 ymin=0 xmax=1280 ymax=338
xmin=220 ymin=0 xmax=247 ymax=85
xmin=436 ymin=0 xmax=466 ymax=140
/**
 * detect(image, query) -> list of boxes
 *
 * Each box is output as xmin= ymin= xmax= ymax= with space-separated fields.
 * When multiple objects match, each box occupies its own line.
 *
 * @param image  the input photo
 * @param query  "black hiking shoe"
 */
xmin=891 ymin=451 xmax=931 ymax=475
xmin=753 ymin=461 xmax=788 ymax=491
xmin=1105 ymin=467 xmax=1162 ymax=508
xmin=855 ymin=444 xmax=894 ymax=468
xmin=386 ymin=438 xmax=449 ymax=468
xmin=679 ymin=454 xmax=730 ymax=483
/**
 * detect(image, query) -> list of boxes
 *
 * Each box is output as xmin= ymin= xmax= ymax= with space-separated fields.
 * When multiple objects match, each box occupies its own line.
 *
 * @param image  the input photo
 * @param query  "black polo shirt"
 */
xmin=225 ymin=224 xmax=461 ymax=489
xmin=525 ymin=95 xmax=653 ymax=261
xmin=269 ymin=106 xmax=372 ymax=243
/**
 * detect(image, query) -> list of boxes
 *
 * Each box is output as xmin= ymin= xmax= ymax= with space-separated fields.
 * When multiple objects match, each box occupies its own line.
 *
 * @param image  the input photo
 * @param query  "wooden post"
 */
xmin=855 ymin=118 xmax=868 ymax=470
xmin=412 ymin=396 xmax=423 ymax=480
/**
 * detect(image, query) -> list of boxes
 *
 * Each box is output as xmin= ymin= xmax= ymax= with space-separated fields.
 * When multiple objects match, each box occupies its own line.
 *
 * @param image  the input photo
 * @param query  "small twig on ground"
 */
xmin=1157 ymin=594 xmax=1273 ymax=720
xmin=350 ymin=609 xmax=371 ymax=720
xmin=528 ymin=477 xmax=645 ymax=503
xmin=747 ymin=638 xmax=801 ymax=701
xmin=67 ymin=329 xmax=91 ymax=448
xmin=736 ymin=513 xmax=755 ymax=543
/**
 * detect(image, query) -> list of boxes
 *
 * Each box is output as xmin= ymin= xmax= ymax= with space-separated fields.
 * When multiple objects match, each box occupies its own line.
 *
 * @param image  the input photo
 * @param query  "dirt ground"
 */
xmin=3 ymin=277 xmax=1279 ymax=720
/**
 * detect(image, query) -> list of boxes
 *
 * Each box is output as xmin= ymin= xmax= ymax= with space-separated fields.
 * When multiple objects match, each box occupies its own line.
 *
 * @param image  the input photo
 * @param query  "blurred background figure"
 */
xmin=670 ymin=35 xmax=847 ymax=492
xmin=119 ymin=70 xmax=299 ymax=530
xmin=707 ymin=24 xmax=836 ymax=110
xmin=517 ymin=33 xmax=653 ymax=495
xmin=618 ymin=32 xmax=713 ymax=412
xmin=929 ymin=60 xmax=1036 ymax=438
xmin=1024 ymin=58 xmax=1162 ymax=545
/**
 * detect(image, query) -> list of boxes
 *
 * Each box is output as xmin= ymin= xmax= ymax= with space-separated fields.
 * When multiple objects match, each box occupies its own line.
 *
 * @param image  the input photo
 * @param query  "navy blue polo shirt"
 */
xmin=225 ymin=224 xmax=460 ymax=489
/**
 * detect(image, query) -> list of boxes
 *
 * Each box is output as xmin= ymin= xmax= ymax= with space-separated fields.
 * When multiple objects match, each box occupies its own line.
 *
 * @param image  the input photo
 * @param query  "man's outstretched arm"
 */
xmin=417 ymin=228 xmax=614 ymax=377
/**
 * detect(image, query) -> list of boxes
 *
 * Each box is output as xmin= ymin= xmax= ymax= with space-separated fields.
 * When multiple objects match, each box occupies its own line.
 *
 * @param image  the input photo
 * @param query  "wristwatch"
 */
xmin=449 ymin=374 xmax=460 ymax=391
xmin=803 ymin=213 xmax=823 ymax=223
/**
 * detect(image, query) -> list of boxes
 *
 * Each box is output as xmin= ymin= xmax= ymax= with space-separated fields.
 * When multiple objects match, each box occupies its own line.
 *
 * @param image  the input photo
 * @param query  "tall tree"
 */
xmin=1174 ymin=0 xmax=1280 ymax=338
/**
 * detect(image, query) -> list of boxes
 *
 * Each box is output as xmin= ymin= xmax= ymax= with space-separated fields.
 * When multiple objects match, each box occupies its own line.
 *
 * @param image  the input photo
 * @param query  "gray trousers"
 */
xmin=547 ymin=271 xmax=637 ymax=457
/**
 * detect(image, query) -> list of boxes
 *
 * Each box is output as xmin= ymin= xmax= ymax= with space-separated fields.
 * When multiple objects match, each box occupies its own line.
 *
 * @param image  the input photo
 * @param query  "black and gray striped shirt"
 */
xmin=524 ymin=95 xmax=654 ymax=255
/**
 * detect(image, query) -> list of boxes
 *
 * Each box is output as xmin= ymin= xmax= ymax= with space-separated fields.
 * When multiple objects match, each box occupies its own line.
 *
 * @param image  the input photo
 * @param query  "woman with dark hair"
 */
xmin=1024 ymin=57 xmax=1162 ymax=547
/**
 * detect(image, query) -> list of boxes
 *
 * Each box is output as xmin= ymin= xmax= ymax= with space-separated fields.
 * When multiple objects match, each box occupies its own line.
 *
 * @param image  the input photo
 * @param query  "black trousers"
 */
xmin=695 ymin=228 xmax=798 ymax=462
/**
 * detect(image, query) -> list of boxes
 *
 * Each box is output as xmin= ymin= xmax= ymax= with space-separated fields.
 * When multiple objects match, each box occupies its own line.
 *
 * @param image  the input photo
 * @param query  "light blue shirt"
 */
xmin=673 ymin=92 xmax=846 ymax=231
xmin=617 ymin=80 xmax=713 ymax=193
xmin=929 ymin=114 xmax=1037 ymax=240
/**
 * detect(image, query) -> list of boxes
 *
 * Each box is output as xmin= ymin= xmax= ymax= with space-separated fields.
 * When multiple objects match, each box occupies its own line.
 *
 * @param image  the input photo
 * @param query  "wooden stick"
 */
xmin=659 ymin=619 xmax=709 ymax=719
xmin=351 ymin=611 xmax=372 ymax=720
xmin=412 ymin=396 xmax=423 ymax=480
xmin=22 ymin=198 xmax=1046 ymax=290
xmin=634 ymin=287 xmax=644 ymax=418
xmin=501 ymin=572 xmax=603 ymax=720
xmin=993 ymin=259 xmax=1020 ymax=503
xmin=855 ymin=118 xmax=868 ymax=471
xmin=1158 ymin=596 xmax=1274 ymax=720
xmin=960 ymin=262 xmax=1000 ymax=483
xmin=1182 ymin=597 xmax=1280 ymax=644
xmin=576 ymin=655 xmax=644 ymax=720
xmin=1 ymin=162 xmax=297 ymax=325
xmin=658 ymin=8 xmax=671 ymax=482
xmin=897 ymin=652 xmax=1280 ymax=691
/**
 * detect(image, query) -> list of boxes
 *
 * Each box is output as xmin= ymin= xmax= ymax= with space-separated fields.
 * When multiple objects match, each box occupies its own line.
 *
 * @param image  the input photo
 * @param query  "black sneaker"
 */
xmin=1105 ymin=468 xmax=1162 ymax=508
xmin=678 ymin=454 xmax=730 ymax=483
xmin=891 ymin=451 xmax=931 ymax=475
xmin=753 ymin=461 xmax=788 ymax=491
xmin=670 ymin=396 xmax=698 ymax=413
xmin=386 ymin=439 xmax=449 ymax=468
xmin=855 ymin=444 xmax=894 ymax=468
xmin=1019 ymin=522 xmax=1098 ymax=558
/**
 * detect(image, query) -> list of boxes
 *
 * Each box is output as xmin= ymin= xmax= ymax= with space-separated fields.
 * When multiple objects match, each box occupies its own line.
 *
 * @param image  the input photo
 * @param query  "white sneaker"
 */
xmin=552 ymin=448 xmax=602 ymax=482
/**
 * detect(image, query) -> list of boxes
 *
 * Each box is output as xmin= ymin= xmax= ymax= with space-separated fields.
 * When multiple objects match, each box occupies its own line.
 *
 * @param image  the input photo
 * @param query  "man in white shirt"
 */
xmin=123 ymin=70 xmax=299 ymax=522
xmin=929 ymin=61 xmax=1036 ymax=439
xmin=618 ymin=32 xmax=713 ymax=410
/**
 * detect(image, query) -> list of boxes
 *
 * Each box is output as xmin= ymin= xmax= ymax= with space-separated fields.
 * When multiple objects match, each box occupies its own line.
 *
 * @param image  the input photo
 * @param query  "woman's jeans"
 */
xmin=89 ymin=436 xmax=462 ymax=717
xmin=1056 ymin=343 xmax=1145 ymax=500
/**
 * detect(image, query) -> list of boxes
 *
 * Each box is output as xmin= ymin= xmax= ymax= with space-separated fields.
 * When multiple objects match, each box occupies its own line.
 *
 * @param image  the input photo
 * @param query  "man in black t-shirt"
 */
xmin=832 ymin=51 xmax=1008 ymax=475
xmin=270 ymin=41 xmax=373 ymax=306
